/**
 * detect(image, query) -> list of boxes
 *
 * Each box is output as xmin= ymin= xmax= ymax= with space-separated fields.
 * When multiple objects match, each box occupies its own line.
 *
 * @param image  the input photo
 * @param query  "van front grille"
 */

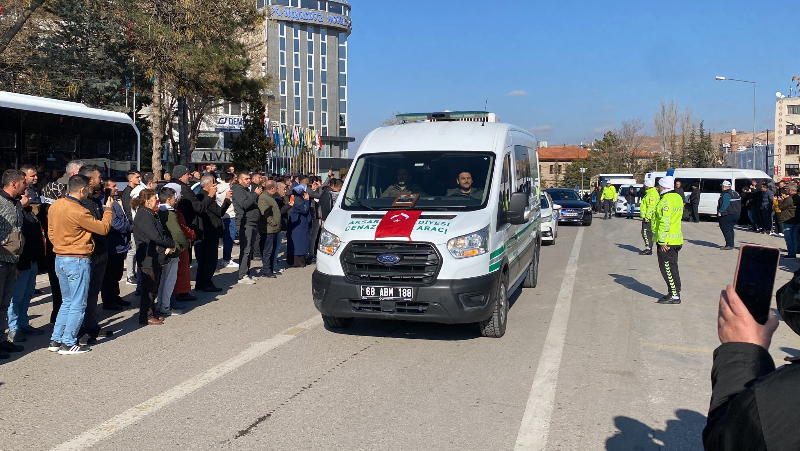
xmin=341 ymin=241 xmax=441 ymax=285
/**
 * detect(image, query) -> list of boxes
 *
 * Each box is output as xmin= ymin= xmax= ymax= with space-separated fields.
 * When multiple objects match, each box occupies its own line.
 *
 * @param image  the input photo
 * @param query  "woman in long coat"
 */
xmin=287 ymin=185 xmax=311 ymax=268
xmin=165 ymin=183 xmax=196 ymax=303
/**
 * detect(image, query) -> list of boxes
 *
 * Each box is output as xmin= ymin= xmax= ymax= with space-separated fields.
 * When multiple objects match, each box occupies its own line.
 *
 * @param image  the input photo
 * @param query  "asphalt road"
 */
xmin=2 ymin=214 xmax=799 ymax=451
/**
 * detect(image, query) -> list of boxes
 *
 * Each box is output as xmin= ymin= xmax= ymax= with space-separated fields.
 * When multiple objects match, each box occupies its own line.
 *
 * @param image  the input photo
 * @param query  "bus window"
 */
xmin=676 ymin=178 xmax=699 ymax=192
xmin=734 ymin=179 xmax=752 ymax=193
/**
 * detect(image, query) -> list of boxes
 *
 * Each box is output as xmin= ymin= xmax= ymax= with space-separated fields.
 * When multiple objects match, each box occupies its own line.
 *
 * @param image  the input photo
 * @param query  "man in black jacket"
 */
xmin=232 ymin=172 xmax=262 ymax=284
xmin=196 ymin=175 xmax=231 ymax=292
xmin=77 ymin=165 xmax=114 ymax=342
xmin=172 ymin=165 xmax=206 ymax=242
xmin=689 ymin=183 xmax=700 ymax=223
xmin=703 ymin=285 xmax=800 ymax=451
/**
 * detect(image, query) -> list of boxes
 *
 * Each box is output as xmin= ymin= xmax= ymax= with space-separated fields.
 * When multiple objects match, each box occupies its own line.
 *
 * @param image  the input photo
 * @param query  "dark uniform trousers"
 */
xmin=604 ymin=199 xmax=614 ymax=218
xmin=657 ymin=245 xmax=682 ymax=297
xmin=641 ymin=220 xmax=653 ymax=250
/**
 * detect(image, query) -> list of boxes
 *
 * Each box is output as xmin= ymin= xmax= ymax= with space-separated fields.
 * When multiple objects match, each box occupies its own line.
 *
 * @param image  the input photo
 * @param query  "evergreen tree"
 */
xmin=231 ymin=94 xmax=275 ymax=171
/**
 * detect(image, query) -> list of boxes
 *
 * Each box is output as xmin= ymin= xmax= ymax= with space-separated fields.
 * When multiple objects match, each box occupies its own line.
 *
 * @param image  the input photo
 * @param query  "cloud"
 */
xmin=529 ymin=125 xmax=553 ymax=135
xmin=507 ymin=90 xmax=528 ymax=97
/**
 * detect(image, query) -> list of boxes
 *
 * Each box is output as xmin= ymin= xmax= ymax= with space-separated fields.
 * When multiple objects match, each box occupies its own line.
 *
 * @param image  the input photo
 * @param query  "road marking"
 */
xmin=515 ymin=228 xmax=584 ymax=450
xmin=49 ymin=315 xmax=324 ymax=451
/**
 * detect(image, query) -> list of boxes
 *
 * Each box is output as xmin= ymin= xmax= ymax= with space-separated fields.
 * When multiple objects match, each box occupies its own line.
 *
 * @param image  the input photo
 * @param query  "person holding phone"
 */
xmin=651 ymin=176 xmax=684 ymax=304
xmin=717 ymin=181 xmax=741 ymax=251
xmin=703 ymin=277 xmax=800 ymax=450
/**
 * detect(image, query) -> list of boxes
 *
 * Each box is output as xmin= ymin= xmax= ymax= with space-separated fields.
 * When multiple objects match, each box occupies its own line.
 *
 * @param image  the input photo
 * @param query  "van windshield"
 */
xmin=342 ymin=151 xmax=495 ymax=211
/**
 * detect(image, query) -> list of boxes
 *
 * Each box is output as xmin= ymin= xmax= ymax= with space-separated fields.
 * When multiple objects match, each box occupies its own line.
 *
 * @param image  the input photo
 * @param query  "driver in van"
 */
xmin=446 ymin=171 xmax=484 ymax=200
xmin=381 ymin=167 xmax=425 ymax=198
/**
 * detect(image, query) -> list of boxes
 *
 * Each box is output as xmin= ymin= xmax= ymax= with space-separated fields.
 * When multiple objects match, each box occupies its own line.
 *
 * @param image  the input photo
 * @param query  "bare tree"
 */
xmin=617 ymin=118 xmax=646 ymax=174
xmin=654 ymin=99 xmax=679 ymax=162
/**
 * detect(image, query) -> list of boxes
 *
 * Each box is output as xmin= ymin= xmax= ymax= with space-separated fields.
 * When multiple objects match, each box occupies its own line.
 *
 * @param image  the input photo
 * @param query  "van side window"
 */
xmin=497 ymin=154 xmax=511 ymax=229
xmin=735 ymin=179 xmax=751 ymax=192
xmin=701 ymin=179 xmax=723 ymax=193
xmin=514 ymin=145 xmax=531 ymax=194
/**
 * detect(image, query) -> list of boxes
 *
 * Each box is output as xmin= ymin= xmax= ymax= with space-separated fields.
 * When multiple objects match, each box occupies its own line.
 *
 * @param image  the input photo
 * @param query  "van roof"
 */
xmin=357 ymin=121 xmax=531 ymax=155
xmin=647 ymin=168 xmax=771 ymax=178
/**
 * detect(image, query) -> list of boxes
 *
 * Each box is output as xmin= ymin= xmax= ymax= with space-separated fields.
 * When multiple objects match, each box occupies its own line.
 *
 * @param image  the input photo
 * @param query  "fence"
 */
xmin=723 ymin=144 xmax=774 ymax=176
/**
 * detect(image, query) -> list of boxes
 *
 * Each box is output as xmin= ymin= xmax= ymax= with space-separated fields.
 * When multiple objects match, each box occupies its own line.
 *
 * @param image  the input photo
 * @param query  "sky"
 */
xmin=346 ymin=0 xmax=797 ymax=154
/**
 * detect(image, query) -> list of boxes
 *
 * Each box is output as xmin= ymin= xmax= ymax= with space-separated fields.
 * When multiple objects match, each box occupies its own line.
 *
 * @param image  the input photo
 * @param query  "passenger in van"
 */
xmin=446 ymin=171 xmax=484 ymax=200
xmin=381 ymin=168 xmax=425 ymax=199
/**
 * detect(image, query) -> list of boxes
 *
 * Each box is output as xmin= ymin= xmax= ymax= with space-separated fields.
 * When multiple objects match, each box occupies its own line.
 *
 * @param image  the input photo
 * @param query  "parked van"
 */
xmin=645 ymin=168 xmax=772 ymax=215
xmin=312 ymin=119 xmax=542 ymax=338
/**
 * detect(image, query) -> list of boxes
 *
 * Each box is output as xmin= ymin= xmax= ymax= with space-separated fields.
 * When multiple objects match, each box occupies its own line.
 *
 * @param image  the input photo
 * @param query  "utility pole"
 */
xmin=580 ymin=167 xmax=587 ymax=192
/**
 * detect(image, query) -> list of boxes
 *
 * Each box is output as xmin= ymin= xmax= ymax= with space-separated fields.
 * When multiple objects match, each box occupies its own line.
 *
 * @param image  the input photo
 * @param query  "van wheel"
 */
xmin=480 ymin=279 xmax=508 ymax=338
xmin=322 ymin=315 xmax=353 ymax=328
xmin=523 ymin=243 xmax=539 ymax=289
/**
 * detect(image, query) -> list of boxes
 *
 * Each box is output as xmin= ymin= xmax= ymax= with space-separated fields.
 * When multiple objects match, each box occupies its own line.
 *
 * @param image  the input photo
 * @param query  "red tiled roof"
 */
xmin=538 ymin=146 xmax=590 ymax=161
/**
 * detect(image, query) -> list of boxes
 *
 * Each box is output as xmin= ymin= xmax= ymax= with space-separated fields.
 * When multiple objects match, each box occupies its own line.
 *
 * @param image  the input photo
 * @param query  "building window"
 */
xmin=279 ymin=23 xmax=287 ymax=126
xmin=788 ymin=105 xmax=800 ymax=115
xmin=788 ymin=124 xmax=799 ymax=135
xmin=787 ymin=145 xmax=800 ymax=155
xmin=338 ymin=31 xmax=347 ymax=136
xmin=549 ymin=165 xmax=553 ymax=174
xmin=786 ymin=164 xmax=800 ymax=176
xmin=292 ymin=24 xmax=301 ymax=126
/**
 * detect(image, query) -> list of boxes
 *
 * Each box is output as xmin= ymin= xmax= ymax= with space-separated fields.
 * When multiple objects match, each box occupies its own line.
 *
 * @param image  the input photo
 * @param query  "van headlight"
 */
xmin=318 ymin=228 xmax=341 ymax=256
xmin=447 ymin=226 xmax=489 ymax=259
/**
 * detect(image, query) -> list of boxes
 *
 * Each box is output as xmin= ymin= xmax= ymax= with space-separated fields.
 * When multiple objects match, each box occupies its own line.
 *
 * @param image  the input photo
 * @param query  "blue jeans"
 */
xmin=627 ymin=203 xmax=634 ymax=218
xmin=8 ymin=262 xmax=37 ymax=331
xmin=223 ymin=218 xmax=235 ymax=262
xmin=51 ymin=257 xmax=91 ymax=347
xmin=784 ymin=224 xmax=800 ymax=257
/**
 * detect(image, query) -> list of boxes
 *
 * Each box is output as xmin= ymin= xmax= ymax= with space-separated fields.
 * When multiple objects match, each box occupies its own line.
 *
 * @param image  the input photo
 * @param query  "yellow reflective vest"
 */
xmin=651 ymin=191 xmax=684 ymax=246
xmin=601 ymin=185 xmax=617 ymax=201
xmin=639 ymin=187 xmax=660 ymax=221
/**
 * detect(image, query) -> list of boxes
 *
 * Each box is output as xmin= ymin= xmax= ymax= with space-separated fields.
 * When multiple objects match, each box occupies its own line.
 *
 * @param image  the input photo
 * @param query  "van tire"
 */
xmin=322 ymin=315 xmax=353 ymax=328
xmin=480 ymin=279 xmax=508 ymax=338
xmin=522 ymin=243 xmax=539 ymax=289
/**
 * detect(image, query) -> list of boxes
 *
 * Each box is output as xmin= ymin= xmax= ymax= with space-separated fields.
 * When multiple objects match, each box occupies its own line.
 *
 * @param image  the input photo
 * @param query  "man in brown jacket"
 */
xmin=48 ymin=175 xmax=113 ymax=355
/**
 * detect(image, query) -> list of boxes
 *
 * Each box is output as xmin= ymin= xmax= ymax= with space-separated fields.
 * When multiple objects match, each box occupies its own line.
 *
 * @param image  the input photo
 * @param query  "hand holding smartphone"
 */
xmin=733 ymin=244 xmax=781 ymax=325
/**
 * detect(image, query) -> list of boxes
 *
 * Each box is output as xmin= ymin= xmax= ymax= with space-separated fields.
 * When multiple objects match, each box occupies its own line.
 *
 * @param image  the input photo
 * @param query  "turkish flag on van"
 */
xmin=374 ymin=211 xmax=423 ymax=240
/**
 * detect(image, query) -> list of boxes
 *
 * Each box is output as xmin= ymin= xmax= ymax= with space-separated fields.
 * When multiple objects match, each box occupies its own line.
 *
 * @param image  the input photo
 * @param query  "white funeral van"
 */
xmin=312 ymin=117 xmax=541 ymax=338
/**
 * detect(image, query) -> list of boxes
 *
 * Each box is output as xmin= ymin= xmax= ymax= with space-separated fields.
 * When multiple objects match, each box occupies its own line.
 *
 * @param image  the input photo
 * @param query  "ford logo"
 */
xmin=377 ymin=254 xmax=402 ymax=265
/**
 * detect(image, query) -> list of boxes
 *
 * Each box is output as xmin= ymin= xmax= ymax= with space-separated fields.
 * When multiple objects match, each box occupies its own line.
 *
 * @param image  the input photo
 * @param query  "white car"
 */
xmin=540 ymin=193 xmax=560 ymax=245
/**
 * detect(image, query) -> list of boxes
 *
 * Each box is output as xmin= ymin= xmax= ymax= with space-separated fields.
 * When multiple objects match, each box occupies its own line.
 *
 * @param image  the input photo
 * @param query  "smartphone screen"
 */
xmin=734 ymin=245 xmax=780 ymax=324
xmin=104 ymin=188 xmax=112 ymax=200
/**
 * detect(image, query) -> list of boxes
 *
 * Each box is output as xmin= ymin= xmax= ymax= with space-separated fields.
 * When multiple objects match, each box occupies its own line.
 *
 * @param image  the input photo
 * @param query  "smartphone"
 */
xmin=290 ymin=195 xmax=295 ymax=203
xmin=733 ymin=244 xmax=781 ymax=324
xmin=104 ymin=188 xmax=112 ymax=200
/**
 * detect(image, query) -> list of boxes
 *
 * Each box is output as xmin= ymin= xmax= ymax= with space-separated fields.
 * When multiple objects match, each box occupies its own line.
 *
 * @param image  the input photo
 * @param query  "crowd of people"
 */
xmin=0 ymin=161 xmax=344 ymax=357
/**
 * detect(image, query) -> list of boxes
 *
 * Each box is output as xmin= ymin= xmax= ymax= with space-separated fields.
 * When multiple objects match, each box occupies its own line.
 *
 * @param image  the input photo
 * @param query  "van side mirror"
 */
xmin=507 ymin=192 xmax=529 ymax=225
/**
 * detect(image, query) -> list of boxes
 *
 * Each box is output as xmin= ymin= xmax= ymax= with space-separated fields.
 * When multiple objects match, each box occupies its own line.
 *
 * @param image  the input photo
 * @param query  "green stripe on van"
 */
xmin=489 ymin=261 xmax=502 ymax=272
xmin=490 ymin=246 xmax=505 ymax=259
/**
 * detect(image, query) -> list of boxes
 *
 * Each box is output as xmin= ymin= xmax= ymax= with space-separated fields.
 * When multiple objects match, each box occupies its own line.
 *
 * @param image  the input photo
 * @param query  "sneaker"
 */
xmin=58 ymin=344 xmax=91 ymax=355
xmin=720 ymin=246 xmax=734 ymax=251
xmin=263 ymin=272 xmax=278 ymax=279
xmin=126 ymin=277 xmax=136 ymax=285
xmin=238 ymin=276 xmax=256 ymax=285
xmin=47 ymin=341 xmax=61 ymax=352
xmin=638 ymin=249 xmax=653 ymax=256
xmin=177 ymin=293 xmax=198 ymax=302
xmin=225 ymin=260 xmax=239 ymax=268
xmin=778 ymin=233 xmax=785 ymax=238
xmin=157 ymin=308 xmax=183 ymax=316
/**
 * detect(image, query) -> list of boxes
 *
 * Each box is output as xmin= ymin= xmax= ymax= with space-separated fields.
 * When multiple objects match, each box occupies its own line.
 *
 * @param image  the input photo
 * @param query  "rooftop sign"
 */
xmin=269 ymin=6 xmax=352 ymax=30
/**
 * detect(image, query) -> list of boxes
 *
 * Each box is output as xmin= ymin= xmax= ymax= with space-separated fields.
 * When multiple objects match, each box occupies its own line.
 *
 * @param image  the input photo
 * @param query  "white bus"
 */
xmin=645 ymin=168 xmax=772 ymax=216
xmin=0 ymin=91 xmax=140 ymax=181
xmin=591 ymin=173 xmax=635 ymax=188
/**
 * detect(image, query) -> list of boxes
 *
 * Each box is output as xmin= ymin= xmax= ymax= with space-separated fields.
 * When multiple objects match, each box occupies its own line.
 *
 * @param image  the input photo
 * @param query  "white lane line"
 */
xmin=50 ymin=315 xmax=324 ymax=451
xmin=515 ymin=228 xmax=584 ymax=450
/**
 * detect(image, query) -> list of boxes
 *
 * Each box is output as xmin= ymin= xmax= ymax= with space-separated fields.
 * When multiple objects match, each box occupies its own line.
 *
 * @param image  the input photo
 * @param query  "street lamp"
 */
xmin=580 ymin=167 xmax=586 ymax=192
xmin=716 ymin=76 xmax=757 ymax=170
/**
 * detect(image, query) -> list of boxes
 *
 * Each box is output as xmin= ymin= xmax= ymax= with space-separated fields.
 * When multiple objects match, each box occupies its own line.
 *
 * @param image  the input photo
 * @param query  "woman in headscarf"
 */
xmin=287 ymin=181 xmax=311 ymax=268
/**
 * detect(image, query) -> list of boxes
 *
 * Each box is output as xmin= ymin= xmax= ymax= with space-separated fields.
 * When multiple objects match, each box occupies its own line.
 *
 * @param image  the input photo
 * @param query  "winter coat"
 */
xmin=174 ymin=179 xmax=208 ymax=240
xmin=158 ymin=206 xmax=190 ymax=258
xmin=761 ymin=189 xmax=774 ymax=210
xmin=287 ymin=192 xmax=311 ymax=257
xmin=133 ymin=207 xmax=175 ymax=268
xmin=107 ymin=200 xmax=132 ymax=254
xmin=703 ymin=342 xmax=800 ymax=451
xmin=778 ymin=196 xmax=797 ymax=224
xmin=232 ymin=183 xmax=261 ymax=228
xmin=17 ymin=208 xmax=45 ymax=271
xmin=258 ymin=191 xmax=281 ymax=235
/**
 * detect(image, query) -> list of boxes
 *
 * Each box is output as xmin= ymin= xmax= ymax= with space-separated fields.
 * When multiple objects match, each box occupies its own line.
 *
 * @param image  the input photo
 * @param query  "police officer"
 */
xmin=717 ymin=181 xmax=741 ymax=250
xmin=638 ymin=177 xmax=659 ymax=255
xmin=601 ymin=181 xmax=617 ymax=219
xmin=652 ymin=176 xmax=683 ymax=304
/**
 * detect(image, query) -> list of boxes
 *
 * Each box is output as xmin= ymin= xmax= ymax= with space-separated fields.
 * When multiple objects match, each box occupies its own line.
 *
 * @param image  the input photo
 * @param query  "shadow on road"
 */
xmin=780 ymin=347 xmax=800 ymax=357
xmin=686 ymin=239 xmax=721 ymax=249
xmin=615 ymin=244 xmax=641 ymax=253
xmin=609 ymin=274 xmax=663 ymax=298
xmin=606 ymin=409 xmax=707 ymax=451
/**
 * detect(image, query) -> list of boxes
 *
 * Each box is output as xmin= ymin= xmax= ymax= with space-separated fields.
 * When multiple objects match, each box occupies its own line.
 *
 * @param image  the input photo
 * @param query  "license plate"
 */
xmin=360 ymin=286 xmax=414 ymax=301
xmin=562 ymin=211 xmax=578 ymax=216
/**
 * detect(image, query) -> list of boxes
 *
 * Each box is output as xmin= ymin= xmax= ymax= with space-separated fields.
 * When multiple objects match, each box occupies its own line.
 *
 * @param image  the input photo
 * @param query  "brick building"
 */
xmin=538 ymin=146 xmax=590 ymax=188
